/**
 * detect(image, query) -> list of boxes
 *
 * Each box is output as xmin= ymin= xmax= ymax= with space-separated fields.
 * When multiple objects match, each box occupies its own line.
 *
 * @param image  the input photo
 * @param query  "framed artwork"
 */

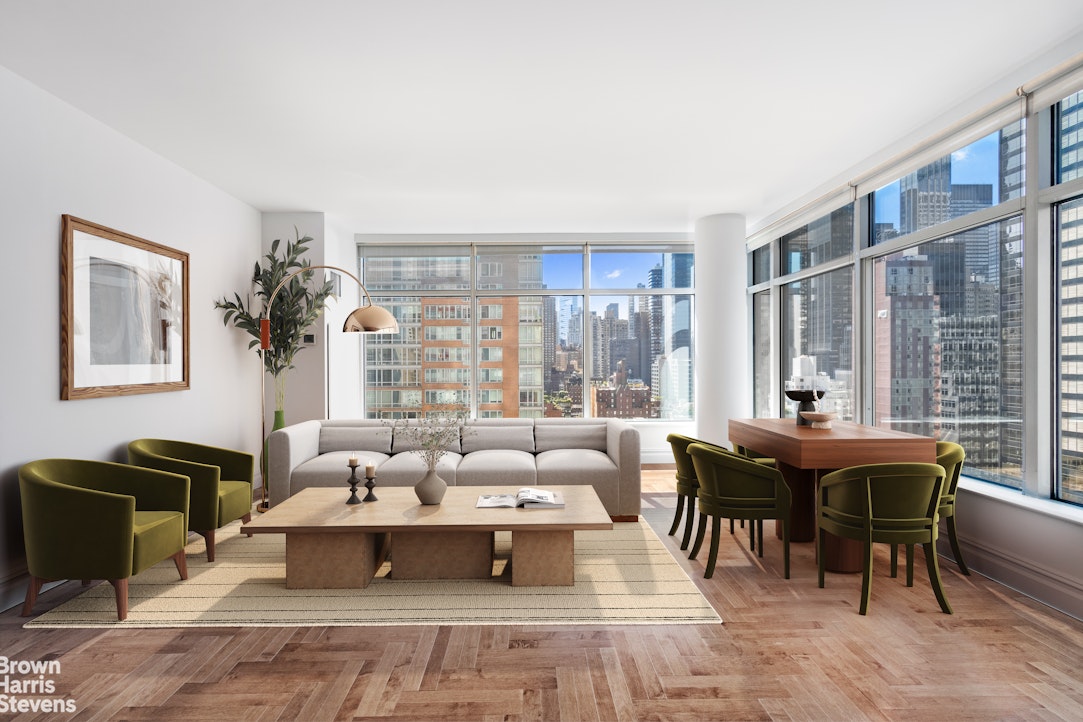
xmin=61 ymin=215 xmax=190 ymax=399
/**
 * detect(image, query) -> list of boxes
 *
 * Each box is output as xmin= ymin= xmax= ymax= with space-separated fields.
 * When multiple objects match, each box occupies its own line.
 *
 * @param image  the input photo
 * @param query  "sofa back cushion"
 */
xmin=461 ymin=420 xmax=535 ymax=454
xmin=391 ymin=422 xmax=463 ymax=454
xmin=534 ymin=420 xmax=607 ymax=453
xmin=319 ymin=423 xmax=392 ymax=454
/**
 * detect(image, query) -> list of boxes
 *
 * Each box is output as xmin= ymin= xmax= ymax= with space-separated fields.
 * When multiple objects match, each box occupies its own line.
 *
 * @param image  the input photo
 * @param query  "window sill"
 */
xmin=958 ymin=476 xmax=1083 ymax=525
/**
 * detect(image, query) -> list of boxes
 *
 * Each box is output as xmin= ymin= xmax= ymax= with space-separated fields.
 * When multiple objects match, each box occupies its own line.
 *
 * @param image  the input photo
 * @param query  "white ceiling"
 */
xmin=2 ymin=1 xmax=1082 ymax=235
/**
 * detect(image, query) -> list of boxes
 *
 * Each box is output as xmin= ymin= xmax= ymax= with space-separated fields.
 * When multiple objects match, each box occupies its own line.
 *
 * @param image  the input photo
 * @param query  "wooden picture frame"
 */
xmin=61 ymin=215 xmax=190 ymax=399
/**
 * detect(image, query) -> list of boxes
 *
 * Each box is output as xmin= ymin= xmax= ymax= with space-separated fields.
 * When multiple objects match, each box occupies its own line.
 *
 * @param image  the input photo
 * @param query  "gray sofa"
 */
xmin=266 ymin=417 xmax=641 ymax=518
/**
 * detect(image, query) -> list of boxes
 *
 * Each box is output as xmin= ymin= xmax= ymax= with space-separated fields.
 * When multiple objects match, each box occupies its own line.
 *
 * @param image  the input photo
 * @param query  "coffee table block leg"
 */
xmin=512 ymin=530 xmax=574 ymax=586
xmin=392 ymin=531 xmax=493 ymax=580
xmin=285 ymin=531 xmax=377 ymax=589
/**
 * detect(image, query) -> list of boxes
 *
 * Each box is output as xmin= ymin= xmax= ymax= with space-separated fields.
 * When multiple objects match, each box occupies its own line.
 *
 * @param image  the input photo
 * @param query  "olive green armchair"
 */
xmin=19 ymin=459 xmax=190 ymax=621
xmin=687 ymin=442 xmax=792 ymax=579
xmin=128 ymin=439 xmax=254 ymax=562
xmin=818 ymin=462 xmax=952 ymax=616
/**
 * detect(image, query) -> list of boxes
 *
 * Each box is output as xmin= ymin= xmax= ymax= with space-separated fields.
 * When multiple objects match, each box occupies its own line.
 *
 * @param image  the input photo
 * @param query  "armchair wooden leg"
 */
xmin=198 ymin=530 xmax=216 ymax=562
xmin=890 ymin=544 xmax=899 ymax=578
xmin=22 ymin=576 xmax=47 ymax=616
xmin=668 ymin=495 xmax=685 ymax=536
xmin=172 ymin=550 xmax=188 ymax=580
xmin=109 ymin=579 xmax=129 ymax=621
xmin=688 ymin=513 xmax=708 ymax=560
xmin=924 ymin=542 xmax=953 ymax=614
xmin=705 ymin=515 xmax=722 ymax=579
xmin=946 ymin=517 xmax=970 ymax=575
xmin=680 ymin=498 xmax=696 ymax=550
xmin=859 ymin=540 xmax=874 ymax=616
xmin=905 ymin=545 xmax=915 ymax=587
xmin=243 ymin=512 xmax=253 ymax=537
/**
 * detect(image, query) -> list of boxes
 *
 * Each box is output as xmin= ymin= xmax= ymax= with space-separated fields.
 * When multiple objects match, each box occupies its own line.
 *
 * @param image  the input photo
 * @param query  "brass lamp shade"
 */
xmin=343 ymin=304 xmax=399 ymax=334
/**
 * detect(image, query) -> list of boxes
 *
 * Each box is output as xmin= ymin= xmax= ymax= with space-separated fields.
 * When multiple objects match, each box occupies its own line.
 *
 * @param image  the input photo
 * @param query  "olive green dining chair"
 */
xmin=666 ymin=433 xmax=703 ymax=550
xmin=818 ymin=462 xmax=952 ymax=616
xmin=128 ymin=439 xmax=254 ymax=562
xmin=667 ymin=434 xmax=747 ymax=551
xmin=687 ymin=443 xmax=792 ymax=579
xmin=19 ymin=459 xmax=190 ymax=621
xmin=891 ymin=440 xmax=970 ymax=580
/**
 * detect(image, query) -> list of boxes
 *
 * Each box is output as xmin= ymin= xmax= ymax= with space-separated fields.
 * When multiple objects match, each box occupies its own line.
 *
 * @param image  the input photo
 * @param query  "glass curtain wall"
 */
xmin=360 ymin=243 xmax=693 ymax=421
xmin=750 ymin=80 xmax=1083 ymax=509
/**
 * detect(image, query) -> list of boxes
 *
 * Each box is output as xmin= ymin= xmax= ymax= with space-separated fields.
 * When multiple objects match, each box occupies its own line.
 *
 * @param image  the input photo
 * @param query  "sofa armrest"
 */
xmin=267 ymin=420 xmax=322 ymax=507
xmin=606 ymin=418 xmax=641 ymax=517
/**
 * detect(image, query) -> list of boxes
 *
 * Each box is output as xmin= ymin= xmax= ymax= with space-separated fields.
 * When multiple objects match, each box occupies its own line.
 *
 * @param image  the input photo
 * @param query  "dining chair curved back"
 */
xmin=19 ymin=459 xmax=190 ymax=620
xmin=687 ymin=443 xmax=791 ymax=579
xmin=818 ymin=462 xmax=951 ymax=615
xmin=128 ymin=439 xmax=254 ymax=562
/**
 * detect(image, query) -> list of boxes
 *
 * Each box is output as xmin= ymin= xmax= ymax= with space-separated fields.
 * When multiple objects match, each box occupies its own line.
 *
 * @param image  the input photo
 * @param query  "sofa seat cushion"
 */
xmin=456 ymin=449 xmax=537 ymax=486
xmin=131 ymin=510 xmax=186 ymax=576
xmin=217 ymin=480 xmax=252 ymax=528
xmin=291 ymin=451 xmax=392 ymax=496
xmin=535 ymin=448 xmax=619 ymax=515
xmin=375 ymin=452 xmax=462 ymax=486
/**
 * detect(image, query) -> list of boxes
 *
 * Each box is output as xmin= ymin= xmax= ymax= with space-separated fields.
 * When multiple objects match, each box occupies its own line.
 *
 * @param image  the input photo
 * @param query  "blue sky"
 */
xmin=874 ymin=131 xmax=1001 ymax=227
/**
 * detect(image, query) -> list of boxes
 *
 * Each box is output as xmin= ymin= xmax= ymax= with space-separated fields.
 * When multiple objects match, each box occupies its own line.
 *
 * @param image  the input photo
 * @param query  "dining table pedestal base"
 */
xmin=775 ymin=461 xmax=863 ymax=573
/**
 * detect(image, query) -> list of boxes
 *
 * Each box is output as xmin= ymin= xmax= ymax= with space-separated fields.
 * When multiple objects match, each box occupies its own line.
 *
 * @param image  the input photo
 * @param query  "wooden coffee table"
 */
xmin=241 ymin=485 xmax=613 ymax=589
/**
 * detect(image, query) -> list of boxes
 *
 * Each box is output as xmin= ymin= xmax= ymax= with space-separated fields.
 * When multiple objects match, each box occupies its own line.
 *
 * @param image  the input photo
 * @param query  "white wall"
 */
xmin=0 ymin=66 xmax=262 ymax=610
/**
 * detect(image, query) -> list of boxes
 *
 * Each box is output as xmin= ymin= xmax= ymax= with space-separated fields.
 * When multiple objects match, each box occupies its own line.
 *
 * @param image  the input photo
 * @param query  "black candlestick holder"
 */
xmin=346 ymin=464 xmax=363 ymax=505
xmin=363 ymin=475 xmax=378 ymax=502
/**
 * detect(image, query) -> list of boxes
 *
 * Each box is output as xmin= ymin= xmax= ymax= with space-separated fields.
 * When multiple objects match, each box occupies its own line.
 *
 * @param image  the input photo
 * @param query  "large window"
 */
xmin=871 ymin=122 xmax=1024 ymax=245
xmin=872 ymin=218 xmax=1024 ymax=487
xmin=781 ymin=266 xmax=854 ymax=420
xmin=749 ymin=75 xmax=1083 ymax=509
xmin=360 ymin=243 xmax=693 ymax=420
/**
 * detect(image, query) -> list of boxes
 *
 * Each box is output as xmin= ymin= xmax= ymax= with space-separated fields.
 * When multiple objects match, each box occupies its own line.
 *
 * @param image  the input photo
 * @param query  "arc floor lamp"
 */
xmin=258 ymin=264 xmax=398 ymax=511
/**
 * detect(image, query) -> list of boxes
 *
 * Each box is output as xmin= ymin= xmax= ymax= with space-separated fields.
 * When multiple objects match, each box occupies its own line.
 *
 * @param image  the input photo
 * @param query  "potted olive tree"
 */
xmin=214 ymin=230 xmax=335 ymax=432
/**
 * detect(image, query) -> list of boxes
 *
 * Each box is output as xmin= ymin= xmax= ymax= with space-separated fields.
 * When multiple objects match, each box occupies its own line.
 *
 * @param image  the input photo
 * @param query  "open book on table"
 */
xmin=476 ymin=487 xmax=565 ymax=509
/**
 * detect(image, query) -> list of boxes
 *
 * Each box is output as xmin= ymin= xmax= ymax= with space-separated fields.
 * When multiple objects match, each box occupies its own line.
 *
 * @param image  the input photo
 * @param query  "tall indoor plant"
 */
xmin=214 ymin=231 xmax=335 ymax=430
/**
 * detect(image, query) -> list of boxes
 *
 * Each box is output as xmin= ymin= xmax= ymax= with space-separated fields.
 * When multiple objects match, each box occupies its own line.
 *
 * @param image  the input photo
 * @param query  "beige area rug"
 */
xmin=25 ymin=519 xmax=720 ymax=628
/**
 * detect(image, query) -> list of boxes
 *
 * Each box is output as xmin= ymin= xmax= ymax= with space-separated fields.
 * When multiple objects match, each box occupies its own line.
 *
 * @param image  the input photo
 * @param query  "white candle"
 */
xmin=348 ymin=453 xmax=359 ymax=467
xmin=365 ymin=460 xmax=376 ymax=478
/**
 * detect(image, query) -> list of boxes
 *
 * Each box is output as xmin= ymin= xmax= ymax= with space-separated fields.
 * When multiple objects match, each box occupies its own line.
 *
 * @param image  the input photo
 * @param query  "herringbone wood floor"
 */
xmin=3 ymin=469 xmax=1082 ymax=721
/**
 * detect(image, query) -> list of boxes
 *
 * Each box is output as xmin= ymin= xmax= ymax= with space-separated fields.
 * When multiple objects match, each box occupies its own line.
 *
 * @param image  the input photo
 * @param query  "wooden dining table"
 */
xmin=728 ymin=417 xmax=936 ymax=572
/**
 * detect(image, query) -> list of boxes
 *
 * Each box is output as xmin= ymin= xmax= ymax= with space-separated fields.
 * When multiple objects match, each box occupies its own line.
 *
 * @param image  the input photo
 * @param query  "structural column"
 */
xmin=694 ymin=213 xmax=748 ymax=446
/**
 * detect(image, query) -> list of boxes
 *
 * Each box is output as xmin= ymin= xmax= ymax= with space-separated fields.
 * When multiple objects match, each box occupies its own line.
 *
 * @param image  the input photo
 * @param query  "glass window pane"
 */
xmin=781 ymin=205 xmax=853 ymax=274
xmin=872 ymin=122 xmax=1024 ymax=244
xmin=590 ymin=246 xmax=693 ymax=289
xmin=752 ymin=290 xmax=772 ymax=417
xmin=362 ymin=248 xmax=471 ymax=291
xmin=475 ymin=245 xmax=583 ymax=290
xmin=589 ymin=293 xmax=692 ymax=420
xmin=781 ymin=268 xmax=853 ymax=421
xmin=1057 ymin=195 xmax=1083 ymax=506
xmin=365 ymin=296 xmax=471 ymax=418
xmin=871 ymin=217 xmax=1024 ymax=488
xmin=751 ymin=245 xmax=772 ymax=285
xmin=1057 ymin=90 xmax=1083 ymax=184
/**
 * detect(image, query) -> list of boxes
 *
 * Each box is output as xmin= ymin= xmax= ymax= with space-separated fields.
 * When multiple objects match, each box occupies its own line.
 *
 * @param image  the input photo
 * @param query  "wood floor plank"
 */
xmin=2 ymin=472 xmax=1081 ymax=721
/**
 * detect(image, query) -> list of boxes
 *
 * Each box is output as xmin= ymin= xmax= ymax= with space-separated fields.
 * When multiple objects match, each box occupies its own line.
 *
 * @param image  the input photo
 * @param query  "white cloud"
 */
xmin=605 ymin=269 xmax=623 ymax=279
xmin=952 ymin=149 xmax=970 ymax=162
